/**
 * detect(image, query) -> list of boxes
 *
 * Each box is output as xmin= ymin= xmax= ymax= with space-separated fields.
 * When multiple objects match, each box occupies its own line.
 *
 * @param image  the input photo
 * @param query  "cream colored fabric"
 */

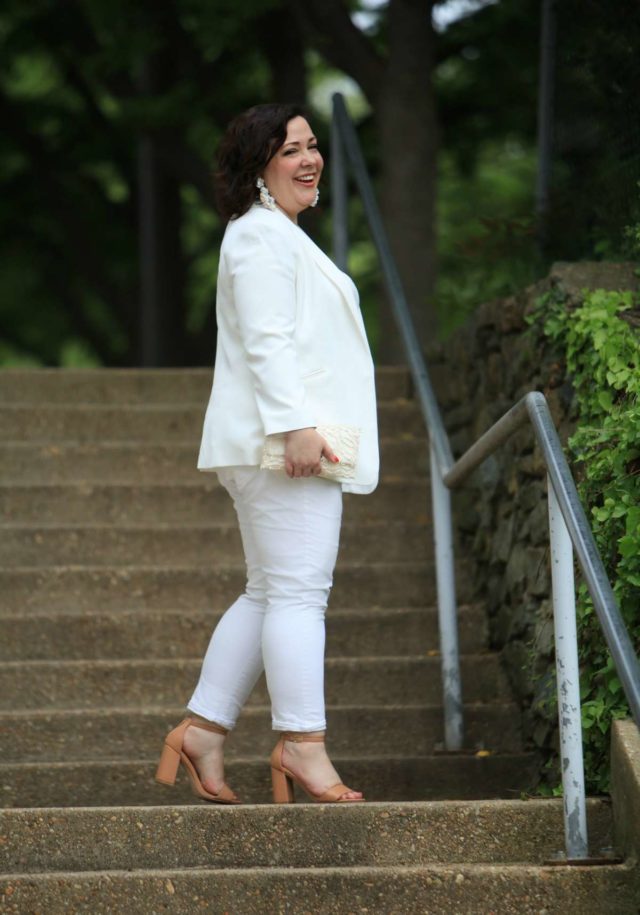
xmin=197 ymin=203 xmax=379 ymax=495
xmin=260 ymin=423 xmax=361 ymax=482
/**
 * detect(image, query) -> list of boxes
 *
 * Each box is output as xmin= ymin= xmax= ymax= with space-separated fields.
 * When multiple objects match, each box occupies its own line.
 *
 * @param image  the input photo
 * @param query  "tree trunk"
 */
xmin=293 ymin=0 xmax=440 ymax=362
xmin=376 ymin=0 xmax=439 ymax=362
xmin=262 ymin=8 xmax=308 ymax=104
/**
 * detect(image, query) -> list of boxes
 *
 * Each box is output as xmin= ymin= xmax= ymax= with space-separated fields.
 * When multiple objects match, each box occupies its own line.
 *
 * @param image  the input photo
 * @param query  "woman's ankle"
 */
xmin=282 ymin=730 xmax=325 ymax=741
xmin=187 ymin=712 xmax=230 ymax=734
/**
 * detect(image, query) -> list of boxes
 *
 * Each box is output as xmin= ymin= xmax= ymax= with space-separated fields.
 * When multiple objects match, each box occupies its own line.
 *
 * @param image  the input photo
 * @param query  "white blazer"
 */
xmin=197 ymin=202 xmax=379 ymax=494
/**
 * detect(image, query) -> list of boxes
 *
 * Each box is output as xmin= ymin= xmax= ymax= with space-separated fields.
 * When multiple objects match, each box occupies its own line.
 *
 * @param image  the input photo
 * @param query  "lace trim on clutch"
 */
xmin=260 ymin=423 xmax=361 ymax=482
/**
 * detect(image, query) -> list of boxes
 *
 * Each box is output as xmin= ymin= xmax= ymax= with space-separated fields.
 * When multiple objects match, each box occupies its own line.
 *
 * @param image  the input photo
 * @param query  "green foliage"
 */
xmin=622 ymin=186 xmax=640 ymax=264
xmin=0 ymin=0 xmax=293 ymax=366
xmin=435 ymin=138 xmax=544 ymax=335
xmin=2 ymin=0 xmax=639 ymax=363
xmin=544 ymin=0 xmax=640 ymax=260
xmin=535 ymin=776 xmax=564 ymax=799
xmin=537 ymin=285 xmax=640 ymax=792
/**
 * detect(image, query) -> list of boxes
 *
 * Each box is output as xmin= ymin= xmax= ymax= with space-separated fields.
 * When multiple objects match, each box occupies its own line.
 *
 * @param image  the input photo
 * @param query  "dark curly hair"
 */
xmin=214 ymin=103 xmax=310 ymax=222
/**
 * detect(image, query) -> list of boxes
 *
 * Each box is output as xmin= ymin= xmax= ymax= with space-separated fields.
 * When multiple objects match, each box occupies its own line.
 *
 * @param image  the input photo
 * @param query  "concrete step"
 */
xmin=1 ymin=862 xmax=635 ymax=915
xmin=0 ymin=439 xmax=429 ymax=484
xmin=0 ymin=753 xmax=540 ymax=808
xmin=1 ymin=703 xmax=523 ymax=763
xmin=0 ymin=654 xmax=506 ymax=710
xmin=0 ymin=366 xmax=413 ymax=404
xmin=0 ymin=561 xmax=474 ymax=613
xmin=0 ymin=605 xmax=489 ymax=661
xmin=0 ymin=521 xmax=430 ymax=567
xmin=0 ymin=801 xmax=613 ymax=871
xmin=0 ymin=401 xmax=423 ymax=442
xmin=0 ymin=479 xmax=432 ymax=524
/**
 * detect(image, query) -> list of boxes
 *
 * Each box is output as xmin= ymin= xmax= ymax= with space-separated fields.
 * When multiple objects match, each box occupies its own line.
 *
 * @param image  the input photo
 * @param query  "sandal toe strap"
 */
xmin=315 ymin=783 xmax=359 ymax=802
xmin=214 ymin=783 xmax=239 ymax=803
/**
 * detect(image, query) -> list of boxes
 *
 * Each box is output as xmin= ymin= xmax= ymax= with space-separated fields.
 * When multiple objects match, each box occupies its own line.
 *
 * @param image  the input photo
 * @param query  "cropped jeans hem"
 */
xmin=271 ymin=719 xmax=328 ymax=733
xmin=185 ymin=702 xmax=237 ymax=732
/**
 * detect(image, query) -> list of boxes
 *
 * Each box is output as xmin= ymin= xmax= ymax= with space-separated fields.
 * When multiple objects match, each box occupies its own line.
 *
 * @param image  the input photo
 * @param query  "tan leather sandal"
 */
xmin=270 ymin=732 xmax=365 ymax=804
xmin=155 ymin=716 xmax=240 ymax=804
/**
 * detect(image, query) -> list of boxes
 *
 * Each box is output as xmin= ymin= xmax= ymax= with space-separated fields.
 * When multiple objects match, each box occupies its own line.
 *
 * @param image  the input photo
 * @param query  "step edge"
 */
xmin=0 ymin=752 xmax=540 ymax=772
xmin=0 ymin=700 xmax=522 ymax=719
xmin=0 ymin=653 xmax=501 ymax=669
xmin=0 ymin=603 xmax=484 ymax=621
xmin=0 ymin=860 xmax=631 ymax=880
xmin=0 ymin=520 xmax=432 ymax=532
xmin=0 ymin=796 xmax=603 ymax=815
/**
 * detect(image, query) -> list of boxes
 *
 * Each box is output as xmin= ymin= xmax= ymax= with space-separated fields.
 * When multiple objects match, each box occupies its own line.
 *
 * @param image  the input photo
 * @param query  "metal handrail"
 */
xmin=331 ymin=94 xmax=464 ymax=752
xmin=331 ymin=92 xmax=640 ymax=861
xmin=331 ymin=95 xmax=453 ymax=476
xmin=444 ymin=392 xmax=640 ymax=732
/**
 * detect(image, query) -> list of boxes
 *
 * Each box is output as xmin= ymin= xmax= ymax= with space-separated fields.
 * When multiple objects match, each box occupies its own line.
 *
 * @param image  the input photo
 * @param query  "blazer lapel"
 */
xmin=269 ymin=205 xmax=368 ymax=342
xmin=298 ymin=229 xmax=368 ymax=339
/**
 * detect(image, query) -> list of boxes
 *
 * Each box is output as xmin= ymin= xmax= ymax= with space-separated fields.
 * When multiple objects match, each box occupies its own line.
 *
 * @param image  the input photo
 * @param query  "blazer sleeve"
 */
xmin=224 ymin=220 xmax=316 ymax=436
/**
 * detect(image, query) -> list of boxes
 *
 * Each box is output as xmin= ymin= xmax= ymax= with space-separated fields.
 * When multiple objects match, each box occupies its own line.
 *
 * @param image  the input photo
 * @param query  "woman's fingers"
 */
xmin=287 ymin=460 xmax=319 ymax=477
xmin=320 ymin=440 xmax=340 ymax=466
xmin=282 ymin=429 xmax=340 ymax=477
xmin=284 ymin=428 xmax=321 ymax=476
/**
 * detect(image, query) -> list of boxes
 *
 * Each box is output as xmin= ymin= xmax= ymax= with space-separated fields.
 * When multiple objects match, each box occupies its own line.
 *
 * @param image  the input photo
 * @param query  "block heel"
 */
xmin=155 ymin=717 xmax=241 ymax=805
xmin=155 ymin=742 xmax=181 ymax=785
xmin=271 ymin=765 xmax=295 ymax=803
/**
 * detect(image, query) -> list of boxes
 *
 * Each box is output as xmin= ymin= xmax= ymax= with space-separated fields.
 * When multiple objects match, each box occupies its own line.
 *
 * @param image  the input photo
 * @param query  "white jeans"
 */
xmin=187 ymin=466 xmax=343 ymax=732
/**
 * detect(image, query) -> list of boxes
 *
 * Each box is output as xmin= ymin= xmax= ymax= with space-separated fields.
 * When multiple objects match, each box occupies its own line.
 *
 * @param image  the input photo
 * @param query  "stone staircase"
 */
xmin=0 ymin=367 xmax=637 ymax=913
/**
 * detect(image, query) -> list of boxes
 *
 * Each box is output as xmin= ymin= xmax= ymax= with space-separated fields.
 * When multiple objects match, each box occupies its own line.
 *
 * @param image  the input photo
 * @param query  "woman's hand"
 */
xmin=284 ymin=428 xmax=339 ymax=478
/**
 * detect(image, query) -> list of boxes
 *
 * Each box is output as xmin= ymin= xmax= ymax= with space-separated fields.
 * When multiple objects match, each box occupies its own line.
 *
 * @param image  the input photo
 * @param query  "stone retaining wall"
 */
xmin=427 ymin=261 xmax=639 ymax=778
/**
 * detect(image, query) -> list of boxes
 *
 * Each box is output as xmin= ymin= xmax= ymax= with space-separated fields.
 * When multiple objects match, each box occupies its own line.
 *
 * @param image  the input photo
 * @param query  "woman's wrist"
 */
xmin=284 ymin=427 xmax=317 ymax=439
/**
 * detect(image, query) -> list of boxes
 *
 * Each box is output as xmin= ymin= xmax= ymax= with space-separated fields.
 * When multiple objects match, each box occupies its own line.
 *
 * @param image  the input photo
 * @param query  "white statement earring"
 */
xmin=256 ymin=176 xmax=276 ymax=211
xmin=310 ymin=187 xmax=320 ymax=208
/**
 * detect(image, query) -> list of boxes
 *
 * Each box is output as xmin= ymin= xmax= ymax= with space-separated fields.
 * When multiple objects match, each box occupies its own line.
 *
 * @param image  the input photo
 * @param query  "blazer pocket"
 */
xmin=301 ymin=367 xmax=328 ymax=380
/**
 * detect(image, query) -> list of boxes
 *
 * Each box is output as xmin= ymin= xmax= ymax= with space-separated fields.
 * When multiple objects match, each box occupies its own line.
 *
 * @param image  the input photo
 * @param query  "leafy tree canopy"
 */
xmin=1 ymin=0 xmax=638 ymax=364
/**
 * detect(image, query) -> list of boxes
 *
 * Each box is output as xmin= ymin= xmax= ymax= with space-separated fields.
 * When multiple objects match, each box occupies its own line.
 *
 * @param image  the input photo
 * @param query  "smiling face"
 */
xmin=260 ymin=116 xmax=323 ymax=222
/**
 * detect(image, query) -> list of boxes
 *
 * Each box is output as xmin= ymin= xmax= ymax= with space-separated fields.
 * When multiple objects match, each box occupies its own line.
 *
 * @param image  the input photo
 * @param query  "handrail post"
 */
xmin=431 ymin=442 xmax=463 ymax=750
xmin=331 ymin=91 xmax=463 ymax=751
xmin=331 ymin=100 xmax=349 ymax=272
xmin=548 ymin=474 xmax=588 ymax=859
xmin=328 ymin=92 xmax=640 ymax=823
xmin=528 ymin=392 xmax=640 ymax=728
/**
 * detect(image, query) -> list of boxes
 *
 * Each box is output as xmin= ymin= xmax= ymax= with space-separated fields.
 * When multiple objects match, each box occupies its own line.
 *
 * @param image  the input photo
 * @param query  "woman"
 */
xmin=155 ymin=103 xmax=379 ymax=804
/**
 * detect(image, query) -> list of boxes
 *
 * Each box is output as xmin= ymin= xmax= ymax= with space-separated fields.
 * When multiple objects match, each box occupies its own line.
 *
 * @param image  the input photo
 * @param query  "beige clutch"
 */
xmin=260 ymin=423 xmax=361 ymax=482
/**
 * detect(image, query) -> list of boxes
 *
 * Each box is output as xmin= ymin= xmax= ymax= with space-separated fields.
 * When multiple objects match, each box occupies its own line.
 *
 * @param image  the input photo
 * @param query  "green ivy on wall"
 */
xmin=534 ymin=286 xmax=640 ymax=793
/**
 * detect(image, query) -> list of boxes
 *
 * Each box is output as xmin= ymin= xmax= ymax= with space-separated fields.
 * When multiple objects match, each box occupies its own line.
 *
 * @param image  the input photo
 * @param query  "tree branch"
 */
xmin=289 ymin=0 xmax=385 ymax=105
